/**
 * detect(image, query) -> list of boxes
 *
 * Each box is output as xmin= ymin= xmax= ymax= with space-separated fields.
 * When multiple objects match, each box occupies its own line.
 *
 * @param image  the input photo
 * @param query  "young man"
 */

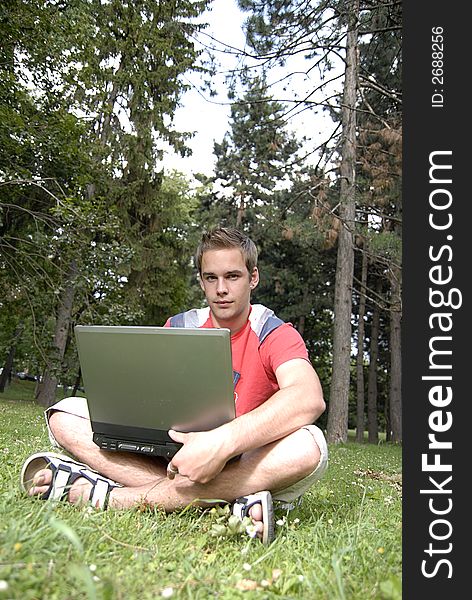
xmin=21 ymin=227 xmax=328 ymax=544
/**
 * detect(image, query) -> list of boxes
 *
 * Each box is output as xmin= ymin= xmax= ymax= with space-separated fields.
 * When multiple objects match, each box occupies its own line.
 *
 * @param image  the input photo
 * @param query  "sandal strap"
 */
xmin=233 ymin=494 xmax=262 ymax=519
xmin=232 ymin=491 xmax=275 ymax=545
xmin=90 ymin=477 xmax=114 ymax=509
xmin=49 ymin=464 xmax=74 ymax=501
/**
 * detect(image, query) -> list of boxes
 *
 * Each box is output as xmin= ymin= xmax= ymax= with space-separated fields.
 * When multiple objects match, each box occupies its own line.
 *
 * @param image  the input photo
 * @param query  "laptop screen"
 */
xmin=75 ymin=326 xmax=235 ymax=439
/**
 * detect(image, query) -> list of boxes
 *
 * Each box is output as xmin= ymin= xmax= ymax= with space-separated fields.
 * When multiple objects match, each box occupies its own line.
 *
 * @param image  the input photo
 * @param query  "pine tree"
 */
xmin=213 ymin=73 xmax=301 ymax=228
xmin=235 ymin=0 xmax=402 ymax=442
xmin=1 ymin=0 xmax=210 ymax=405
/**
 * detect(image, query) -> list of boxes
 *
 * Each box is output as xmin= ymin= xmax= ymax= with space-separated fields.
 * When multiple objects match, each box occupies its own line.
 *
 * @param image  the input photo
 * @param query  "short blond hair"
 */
xmin=195 ymin=227 xmax=258 ymax=275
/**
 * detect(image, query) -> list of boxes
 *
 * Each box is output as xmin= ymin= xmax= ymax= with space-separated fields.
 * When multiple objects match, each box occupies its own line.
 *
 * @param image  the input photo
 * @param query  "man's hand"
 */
xmin=167 ymin=428 xmax=232 ymax=484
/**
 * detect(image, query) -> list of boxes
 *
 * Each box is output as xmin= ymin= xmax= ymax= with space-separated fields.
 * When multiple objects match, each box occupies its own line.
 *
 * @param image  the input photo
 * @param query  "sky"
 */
xmin=160 ymin=0 xmax=247 ymax=178
xmin=160 ymin=0 xmax=339 ymax=180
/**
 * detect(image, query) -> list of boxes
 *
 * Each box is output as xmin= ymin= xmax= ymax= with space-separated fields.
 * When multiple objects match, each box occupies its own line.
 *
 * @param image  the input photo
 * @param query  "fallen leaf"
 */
xmin=235 ymin=579 xmax=259 ymax=591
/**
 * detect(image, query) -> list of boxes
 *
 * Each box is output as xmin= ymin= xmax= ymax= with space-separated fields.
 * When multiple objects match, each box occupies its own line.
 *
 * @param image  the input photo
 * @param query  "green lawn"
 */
xmin=0 ymin=381 xmax=402 ymax=599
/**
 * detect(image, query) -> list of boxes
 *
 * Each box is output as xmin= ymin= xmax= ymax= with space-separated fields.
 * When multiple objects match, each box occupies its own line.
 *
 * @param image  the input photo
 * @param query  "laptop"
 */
xmin=74 ymin=325 xmax=235 ymax=459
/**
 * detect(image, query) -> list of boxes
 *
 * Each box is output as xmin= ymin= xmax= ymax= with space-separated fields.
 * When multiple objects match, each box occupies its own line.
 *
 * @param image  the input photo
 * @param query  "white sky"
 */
xmin=160 ymin=0 xmax=245 ymax=177
xmin=161 ymin=0 xmax=339 ymax=180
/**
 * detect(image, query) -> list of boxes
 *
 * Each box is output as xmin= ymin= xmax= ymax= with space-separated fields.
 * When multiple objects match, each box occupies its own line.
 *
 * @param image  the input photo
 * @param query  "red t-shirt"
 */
xmin=165 ymin=306 xmax=309 ymax=416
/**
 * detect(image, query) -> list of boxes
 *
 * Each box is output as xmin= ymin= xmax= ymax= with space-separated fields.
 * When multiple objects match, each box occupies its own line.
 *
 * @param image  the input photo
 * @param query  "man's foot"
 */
xmin=232 ymin=491 xmax=275 ymax=545
xmin=20 ymin=452 xmax=120 ymax=509
xmin=27 ymin=467 xmax=94 ymax=504
xmin=247 ymin=502 xmax=264 ymax=537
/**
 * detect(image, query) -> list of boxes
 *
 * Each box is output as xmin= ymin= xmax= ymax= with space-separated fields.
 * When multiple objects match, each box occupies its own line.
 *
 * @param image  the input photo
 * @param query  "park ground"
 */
xmin=0 ymin=380 xmax=401 ymax=599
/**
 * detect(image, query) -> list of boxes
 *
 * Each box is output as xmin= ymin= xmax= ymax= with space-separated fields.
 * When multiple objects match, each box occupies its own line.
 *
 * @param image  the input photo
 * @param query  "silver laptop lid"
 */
xmin=74 ymin=325 xmax=235 ymax=434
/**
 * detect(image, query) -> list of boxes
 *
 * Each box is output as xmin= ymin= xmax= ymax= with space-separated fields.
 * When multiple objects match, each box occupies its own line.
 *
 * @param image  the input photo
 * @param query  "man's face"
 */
xmin=199 ymin=248 xmax=259 ymax=330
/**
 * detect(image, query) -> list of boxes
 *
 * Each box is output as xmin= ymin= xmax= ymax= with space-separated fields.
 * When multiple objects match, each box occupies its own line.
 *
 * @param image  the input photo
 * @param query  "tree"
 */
xmin=212 ymin=72 xmax=302 ymax=228
xmin=388 ymin=264 xmax=401 ymax=442
xmin=367 ymin=278 xmax=382 ymax=443
xmin=1 ymin=0 xmax=210 ymax=405
xmin=355 ymin=243 xmax=368 ymax=442
xmin=326 ymin=0 xmax=359 ymax=443
xmin=234 ymin=0 xmax=402 ymax=442
xmin=356 ymin=0 xmax=402 ymax=442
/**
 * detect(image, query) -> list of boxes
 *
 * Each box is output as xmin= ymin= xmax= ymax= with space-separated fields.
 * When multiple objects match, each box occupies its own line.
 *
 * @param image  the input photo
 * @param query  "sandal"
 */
xmin=20 ymin=452 xmax=121 ymax=509
xmin=232 ymin=490 xmax=275 ymax=545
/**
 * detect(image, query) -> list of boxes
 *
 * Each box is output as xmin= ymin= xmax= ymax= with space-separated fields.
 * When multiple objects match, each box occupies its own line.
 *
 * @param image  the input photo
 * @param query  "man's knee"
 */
xmin=48 ymin=409 xmax=67 ymax=433
xmin=270 ymin=426 xmax=328 ymax=503
xmin=48 ymin=410 xmax=72 ymax=447
xmin=47 ymin=405 xmax=92 ymax=451
xmin=47 ymin=396 xmax=90 ymax=420
xmin=287 ymin=427 xmax=322 ymax=478
xmin=264 ymin=427 xmax=322 ymax=482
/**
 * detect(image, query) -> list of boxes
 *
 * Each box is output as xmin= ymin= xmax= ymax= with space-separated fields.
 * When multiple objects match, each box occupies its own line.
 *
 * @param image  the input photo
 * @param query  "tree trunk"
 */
xmin=389 ymin=264 xmax=402 ymax=442
xmin=72 ymin=366 xmax=82 ymax=397
xmin=297 ymin=314 xmax=305 ymax=337
xmin=235 ymin=202 xmax=245 ymax=229
xmin=36 ymin=260 xmax=78 ymax=407
xmin=367 ymin=281 xmax=381 ymax=444
xmin=0 ymin=323 xmax=24 ymax=393
xmin=327 ymin=0 xmax=359 ymax=444
xmin=297 ymin=288 xmax=309 ymax=336
xmin=385 ymin=402 xmax=391 ymax=442
xmin=355 ymin=249 xmax=368 ymax=442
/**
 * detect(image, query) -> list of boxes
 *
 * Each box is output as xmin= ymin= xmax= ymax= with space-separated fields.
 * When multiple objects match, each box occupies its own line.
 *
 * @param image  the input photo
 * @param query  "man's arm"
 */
xmin=169 ymin=358 xmax=325 ymax=483
xmin=222 ymin=358 xmax=325 ymax=454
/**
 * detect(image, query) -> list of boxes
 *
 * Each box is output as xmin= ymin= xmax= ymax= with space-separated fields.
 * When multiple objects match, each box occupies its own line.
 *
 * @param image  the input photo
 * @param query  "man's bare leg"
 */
xmin=29 ymin=422 xmax=320 ymax=534
xmin=30 ymin=424 xmax=319 ymax=504
xmin=107 ymin=427 xmax=320 ymax=511
xmin=47 ymin=410 xmax=168 ymax=486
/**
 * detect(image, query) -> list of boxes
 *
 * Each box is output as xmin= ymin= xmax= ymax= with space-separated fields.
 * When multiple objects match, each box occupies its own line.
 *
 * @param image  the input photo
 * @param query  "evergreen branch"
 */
xmin=1 ymin=256 xmax=50 ymax=365
xmin=358 ymin=75 xmax=402 ymax=104
xmin=356 ymin=208 xmax=402 ymax=224
xmin=358 ymin=86 xmax=393 ymax=129
xmin=191 ymin=14 xmax=347 ymax=67
xmin=359 ymin=25 xmax=402 ymax=35
xmin=280 ymin=76 xmax=344 ymax=121
xmin=0 ymin=201 xmax=57 ymax=228
xmin=0 ymin=238 xmax=71 ymax=294
xmin=351 ymin=275 xmax=390 ymax=311
xmin=355 ymin=245 xmax=401 ymax=272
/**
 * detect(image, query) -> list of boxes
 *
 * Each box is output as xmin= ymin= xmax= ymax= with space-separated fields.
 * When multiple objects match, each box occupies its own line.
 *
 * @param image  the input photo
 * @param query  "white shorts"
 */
xmin=45 ymin=397 xmax=328 ymax=506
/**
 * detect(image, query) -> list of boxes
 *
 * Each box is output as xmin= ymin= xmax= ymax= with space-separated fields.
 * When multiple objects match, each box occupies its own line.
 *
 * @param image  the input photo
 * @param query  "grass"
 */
xmin=0 ymin=381 xmax=402 ymax=599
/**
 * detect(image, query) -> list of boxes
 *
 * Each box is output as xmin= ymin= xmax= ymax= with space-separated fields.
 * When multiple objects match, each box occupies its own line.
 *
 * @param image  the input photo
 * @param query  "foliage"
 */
xmin=1 ymin=0 xmax=403 ymax=436
xmin=0 ymin=0 xmax=211 ymax=397
xmin=117 ymin=170 xmax=201 ymax=325
xmin=234 ymin=0 xmax=403 ymax=441
xmin=214 ymin=73 xmax=301 ymax=216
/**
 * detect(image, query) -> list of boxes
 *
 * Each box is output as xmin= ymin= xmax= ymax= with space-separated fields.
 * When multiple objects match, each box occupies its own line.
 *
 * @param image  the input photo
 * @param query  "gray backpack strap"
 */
xmin=169 ymin=308 xmax=210 ymax=328
xmin=258 ymin=315 xmax=285 ymax=344
xmin=249 ymin=304 xmax=285 ymax=344
xmin=169 ymin=312 xmax=185 ymax=327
